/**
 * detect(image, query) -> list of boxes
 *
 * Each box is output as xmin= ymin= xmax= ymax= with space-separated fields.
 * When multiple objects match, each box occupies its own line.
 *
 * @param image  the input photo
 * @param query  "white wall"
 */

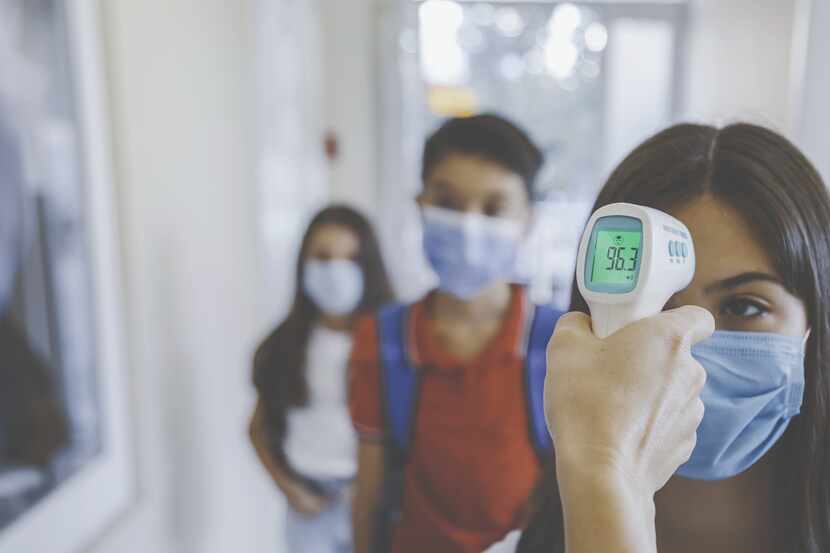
xmin=92 ymin=2 xmax=281 ymax=553
xmin=318 ymin=0 xmax=800 ymax=218
xmin=320 ymin=0 xmax=380 ymax=216
xmin=797 ymin=0 xmax=830 ymax=181
xmin=683 ymin=0 xmax=797 ymax=131
xmin=256 ymin=0 xmax=330 ymax=319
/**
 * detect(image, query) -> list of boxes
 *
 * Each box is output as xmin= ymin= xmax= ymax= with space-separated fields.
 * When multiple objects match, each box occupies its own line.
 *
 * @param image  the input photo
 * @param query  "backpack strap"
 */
xmin=377 ymin=303 xmax=419 ymax=458
xmin=374 ymin=303 xmax=419 ymax=552
xmin=524 ymin=304 xmax=564 ymax=458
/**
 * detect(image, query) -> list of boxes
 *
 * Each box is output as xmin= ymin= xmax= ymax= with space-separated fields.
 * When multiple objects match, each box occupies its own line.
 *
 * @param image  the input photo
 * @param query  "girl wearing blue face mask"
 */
xmin=502 ymin=123 xmax=830 ymax=553
xmin=250 ymin=206 xmax=393 ymax=553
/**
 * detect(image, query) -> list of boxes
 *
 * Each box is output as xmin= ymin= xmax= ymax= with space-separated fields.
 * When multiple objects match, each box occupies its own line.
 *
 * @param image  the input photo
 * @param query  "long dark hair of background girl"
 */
xmin=252 ymin=205 xmax=393 ymax=464
xmin=519 ymin=123 xmax=830 ymax=553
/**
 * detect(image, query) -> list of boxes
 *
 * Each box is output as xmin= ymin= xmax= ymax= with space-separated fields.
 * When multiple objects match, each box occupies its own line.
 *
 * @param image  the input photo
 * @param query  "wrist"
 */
xmin=556 ymin=449 xmax=656 ymax=553
xmin=555 ymin=444 xmax=648 ymax=498
xmin=558 ymin=460 xmax=655 ymax=520
xmin=277 ymin=475 xmax=302 ymax=496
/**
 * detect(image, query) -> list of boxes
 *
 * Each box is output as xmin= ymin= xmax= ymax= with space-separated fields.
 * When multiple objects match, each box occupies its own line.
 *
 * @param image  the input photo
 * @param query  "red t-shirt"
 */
xmin=349 ymin=285 xmax=542 ymax=553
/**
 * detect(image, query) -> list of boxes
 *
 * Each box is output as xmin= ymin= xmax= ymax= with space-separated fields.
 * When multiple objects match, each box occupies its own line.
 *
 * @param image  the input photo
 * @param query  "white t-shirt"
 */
xmin=283 ymin=326 xmax=357 ymax=480
xmin=483 ymin=530 xmax=521 ymax=553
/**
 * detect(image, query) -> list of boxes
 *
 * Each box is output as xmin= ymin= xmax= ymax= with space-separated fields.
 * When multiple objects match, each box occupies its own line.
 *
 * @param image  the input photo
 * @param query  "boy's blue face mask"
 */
xmin=678 ymin=330 xmax=807 ymax=480
xmin=421 ymin=205 xmax=524 ymax=299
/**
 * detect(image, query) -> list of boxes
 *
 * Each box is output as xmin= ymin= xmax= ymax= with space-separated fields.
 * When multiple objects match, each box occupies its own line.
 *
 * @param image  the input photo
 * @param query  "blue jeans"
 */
xmin=285 ymin=477 xmax=353 ymax=553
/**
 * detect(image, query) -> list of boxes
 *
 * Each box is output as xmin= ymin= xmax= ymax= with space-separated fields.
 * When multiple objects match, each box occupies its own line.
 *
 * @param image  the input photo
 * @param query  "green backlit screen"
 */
xmin=590 ymin=230 xmax=642 ymax=285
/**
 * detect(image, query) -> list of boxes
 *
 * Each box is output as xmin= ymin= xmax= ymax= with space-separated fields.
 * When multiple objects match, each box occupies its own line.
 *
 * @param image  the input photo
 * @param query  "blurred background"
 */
xmin=0 ymin=0 xmax=828 ymax=552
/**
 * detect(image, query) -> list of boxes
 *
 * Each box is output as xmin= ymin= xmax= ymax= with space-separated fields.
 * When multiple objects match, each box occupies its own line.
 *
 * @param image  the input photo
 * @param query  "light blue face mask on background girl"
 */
xmin=678 ymin=330 xmax=807 ymax=480
xmin=303 ymin=259 xmax=364 ymax=317
xmin=421 ymin=205 xmax=524 ymax=299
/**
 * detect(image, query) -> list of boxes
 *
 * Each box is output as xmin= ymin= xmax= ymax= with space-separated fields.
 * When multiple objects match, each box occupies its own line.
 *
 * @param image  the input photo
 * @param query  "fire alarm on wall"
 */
xmin=324 ymin=130 xmax=339 ymax=162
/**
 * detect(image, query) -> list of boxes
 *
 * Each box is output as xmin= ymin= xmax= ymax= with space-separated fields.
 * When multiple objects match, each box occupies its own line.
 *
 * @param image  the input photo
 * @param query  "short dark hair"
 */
xmin=421 ymin=114 xmax=544 ymax=198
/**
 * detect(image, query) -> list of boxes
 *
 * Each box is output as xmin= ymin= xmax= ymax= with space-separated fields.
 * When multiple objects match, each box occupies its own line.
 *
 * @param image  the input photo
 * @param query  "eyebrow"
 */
xmin=704 ymin=272 xmax=785 ymax=294
xmin=428 ymin=177 xmax=461 ymax=192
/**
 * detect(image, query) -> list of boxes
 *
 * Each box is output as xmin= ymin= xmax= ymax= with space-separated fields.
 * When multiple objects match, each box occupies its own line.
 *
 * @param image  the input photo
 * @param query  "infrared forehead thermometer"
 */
xmin=576 ymin=203 xmax=695 ymax=338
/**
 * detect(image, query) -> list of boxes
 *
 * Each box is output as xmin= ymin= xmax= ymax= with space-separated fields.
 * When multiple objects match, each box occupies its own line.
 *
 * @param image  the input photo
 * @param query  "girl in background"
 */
xmin=250 ymin=206 xmax=393 ymax=553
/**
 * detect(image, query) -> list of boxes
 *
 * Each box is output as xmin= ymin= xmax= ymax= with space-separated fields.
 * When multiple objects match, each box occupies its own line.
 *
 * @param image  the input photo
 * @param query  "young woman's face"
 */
xmin=305 ymin=223 xmax=360 ymax=263
xmin=418 ymin=153 xmax=531 ymax=223
xmin=665 ymin=195 xmax=808 ymax=337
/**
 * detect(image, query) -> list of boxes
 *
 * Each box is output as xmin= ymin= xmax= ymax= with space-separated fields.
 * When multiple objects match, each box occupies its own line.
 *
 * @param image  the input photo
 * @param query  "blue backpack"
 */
xmin=372 ymin=302 xmax=563 ymax=552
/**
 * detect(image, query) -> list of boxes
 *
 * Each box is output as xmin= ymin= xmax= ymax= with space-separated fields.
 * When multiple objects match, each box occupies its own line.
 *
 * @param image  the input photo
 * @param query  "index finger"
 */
xmin=654 ymin=305 xmax=715 ymax=346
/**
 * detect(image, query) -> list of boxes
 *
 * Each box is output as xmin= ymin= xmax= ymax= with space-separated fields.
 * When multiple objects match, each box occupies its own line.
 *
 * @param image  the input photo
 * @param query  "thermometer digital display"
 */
xmin=576 ymin=203 xmax=695 ymax=338
xmin=593 ymin=231 xmax=641 ymax=277
xmin=590 ymin=230 xmax=642 ymax=287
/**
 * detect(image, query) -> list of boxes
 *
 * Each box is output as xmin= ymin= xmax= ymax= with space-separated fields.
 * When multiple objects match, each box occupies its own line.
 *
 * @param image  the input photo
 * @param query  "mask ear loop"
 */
xmin=802 ymin=328 xmax=812 ymax=349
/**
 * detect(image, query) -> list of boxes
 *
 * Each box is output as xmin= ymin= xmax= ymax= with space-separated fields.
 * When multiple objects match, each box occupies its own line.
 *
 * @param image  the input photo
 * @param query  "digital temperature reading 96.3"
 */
xmin=591 ymin=230 xmax=642 ymax=285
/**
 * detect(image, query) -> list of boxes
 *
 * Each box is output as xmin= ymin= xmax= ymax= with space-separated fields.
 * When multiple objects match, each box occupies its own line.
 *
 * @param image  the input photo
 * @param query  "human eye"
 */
xmin=719 ymin=296 xmax=770 ymax=319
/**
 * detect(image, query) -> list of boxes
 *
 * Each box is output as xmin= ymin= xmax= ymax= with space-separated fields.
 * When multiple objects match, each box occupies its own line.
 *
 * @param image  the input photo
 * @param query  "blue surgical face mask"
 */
xmin=303 ymin=259 xmax=364 ymax=317
xmin=678 ymin=330 xmax=807 ymax=480
xmin=421 ymin=205 xmax=524 ymax=300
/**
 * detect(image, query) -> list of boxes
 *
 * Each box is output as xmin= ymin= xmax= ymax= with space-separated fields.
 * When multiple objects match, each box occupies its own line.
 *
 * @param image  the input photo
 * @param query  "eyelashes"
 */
xmin=719 ymin=297 xmax=770 ymax=319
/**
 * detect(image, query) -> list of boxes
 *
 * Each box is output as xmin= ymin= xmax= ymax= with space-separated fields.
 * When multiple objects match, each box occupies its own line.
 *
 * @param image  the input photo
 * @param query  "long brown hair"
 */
xmin=520 ymin=123 xmax=830 ymax=552
xmin=252 ymin=205 xmax=393 ymax=460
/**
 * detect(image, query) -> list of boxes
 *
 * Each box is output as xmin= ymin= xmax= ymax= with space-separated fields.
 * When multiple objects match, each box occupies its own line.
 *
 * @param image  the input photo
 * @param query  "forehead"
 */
xmin=307 ymin=223 xmax=359 ymax=252
xmin=424 ymin=153 xmax=527 ymax=200
xmin=669 ymin=195 xmax=778 ymax=282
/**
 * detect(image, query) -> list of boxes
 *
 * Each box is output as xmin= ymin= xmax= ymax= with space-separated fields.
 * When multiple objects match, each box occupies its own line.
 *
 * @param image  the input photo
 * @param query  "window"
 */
xmin=377 ymin=0 xmax=688 ymax=306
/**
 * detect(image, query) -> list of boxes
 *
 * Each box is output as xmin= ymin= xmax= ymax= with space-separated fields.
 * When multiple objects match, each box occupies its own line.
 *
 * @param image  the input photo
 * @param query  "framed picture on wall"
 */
xmin=0 ymin=0 xmax=134 ymax=551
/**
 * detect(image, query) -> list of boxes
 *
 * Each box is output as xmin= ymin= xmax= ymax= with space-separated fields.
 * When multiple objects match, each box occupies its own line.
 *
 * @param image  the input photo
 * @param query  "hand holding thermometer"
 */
xmin=576 ymin=203 xmax=696 ymax=338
